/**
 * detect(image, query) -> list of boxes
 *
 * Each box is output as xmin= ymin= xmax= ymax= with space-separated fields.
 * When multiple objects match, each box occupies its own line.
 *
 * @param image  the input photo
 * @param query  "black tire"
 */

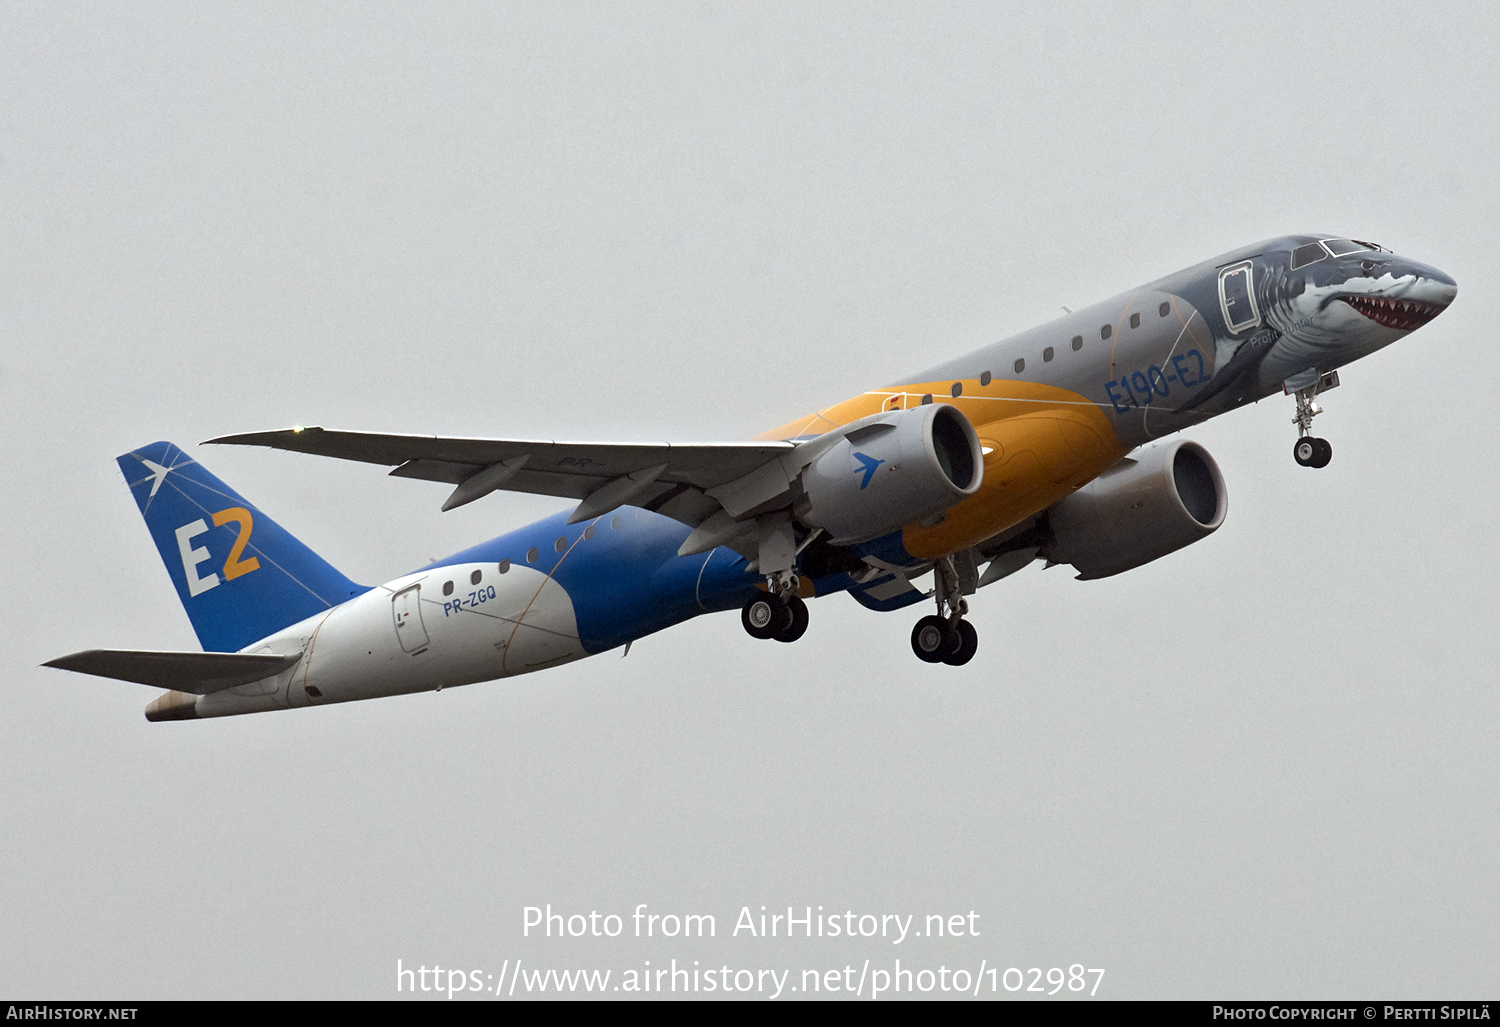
xmin=1311 ymin=437 xmax=1333 ymax=468
xmin=742 ymin=595 xmax=790 ymax=640
xmin=774 ymin=596 xmax=809 ymax=643
xmin=942 ymin=619 xmax=979 ymax=666
xmin=911 ymin=615 xmax=955 ymax=663
xmin=1294 ymin=438 xmax=1318 ymax=467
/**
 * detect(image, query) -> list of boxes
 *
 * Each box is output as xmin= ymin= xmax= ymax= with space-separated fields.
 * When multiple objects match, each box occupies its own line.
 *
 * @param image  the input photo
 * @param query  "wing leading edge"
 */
xmin=205 ymin=427 xmax=799 ymax=537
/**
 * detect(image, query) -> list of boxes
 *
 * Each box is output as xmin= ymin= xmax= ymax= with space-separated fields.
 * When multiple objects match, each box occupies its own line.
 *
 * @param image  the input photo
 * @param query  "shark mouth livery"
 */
xmin=46 ymin=233 xmax=1456 ymax=718
xmin=1339 ymin=294 xmax=1447 ymax=331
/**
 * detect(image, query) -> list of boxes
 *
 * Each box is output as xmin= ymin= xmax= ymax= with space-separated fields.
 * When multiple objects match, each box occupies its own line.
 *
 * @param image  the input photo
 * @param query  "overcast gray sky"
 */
xmin=3 ymin=1 xmax=1497 ymax=1000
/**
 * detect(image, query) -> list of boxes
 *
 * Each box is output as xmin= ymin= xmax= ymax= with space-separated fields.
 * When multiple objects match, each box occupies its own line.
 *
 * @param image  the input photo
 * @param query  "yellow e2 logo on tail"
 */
xmin=175 ymin=507 xmax=261 ymax=596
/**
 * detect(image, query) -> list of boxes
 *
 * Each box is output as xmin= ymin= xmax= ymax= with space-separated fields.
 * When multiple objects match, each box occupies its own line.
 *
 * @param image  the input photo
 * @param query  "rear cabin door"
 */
xmin=392 ymin=585 xmax=429 ymax=654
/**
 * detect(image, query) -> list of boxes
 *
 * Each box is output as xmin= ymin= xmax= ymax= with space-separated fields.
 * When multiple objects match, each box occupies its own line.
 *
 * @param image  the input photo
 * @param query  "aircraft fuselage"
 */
xmin=105 ymin=233 xmax=1459 ymax=720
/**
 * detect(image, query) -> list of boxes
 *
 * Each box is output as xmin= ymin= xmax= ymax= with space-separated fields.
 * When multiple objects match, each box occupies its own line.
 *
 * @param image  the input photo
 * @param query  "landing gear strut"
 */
xmin=1289 ymin=370 xmax=1338 ymax=469
xmin=741 ymin=515 xmax=813 ymax=643
xmin=911 ymin=555 xmax=978 ymax=666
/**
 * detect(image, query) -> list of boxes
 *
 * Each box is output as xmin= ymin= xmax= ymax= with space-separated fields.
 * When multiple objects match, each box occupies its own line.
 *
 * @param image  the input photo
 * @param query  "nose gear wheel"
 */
xmin=1293 ymin=436 xmax=1332 ymax=468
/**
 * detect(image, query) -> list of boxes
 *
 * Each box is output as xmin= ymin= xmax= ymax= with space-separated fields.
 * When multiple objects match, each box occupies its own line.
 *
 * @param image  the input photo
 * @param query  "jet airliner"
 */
xmin=46 ymin=235 xmax=1456 ymax=720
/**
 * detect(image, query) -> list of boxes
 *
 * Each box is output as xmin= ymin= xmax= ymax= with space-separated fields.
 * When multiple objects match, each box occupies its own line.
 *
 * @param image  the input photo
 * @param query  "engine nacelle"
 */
xmin=1044 ymin=439 xmax=1227 ymax=580
xmin=799 ymin=404 xmax=983 ymax=544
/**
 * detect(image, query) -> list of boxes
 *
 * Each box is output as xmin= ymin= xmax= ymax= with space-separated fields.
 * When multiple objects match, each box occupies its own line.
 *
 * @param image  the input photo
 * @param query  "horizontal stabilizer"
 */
xmin=44 ymin=649 xmax=301 ymax=695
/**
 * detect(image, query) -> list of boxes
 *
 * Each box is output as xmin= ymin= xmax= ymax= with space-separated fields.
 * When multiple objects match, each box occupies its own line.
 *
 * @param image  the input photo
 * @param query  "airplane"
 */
xmin=45 ymin=234 xmax=1456 ymax=721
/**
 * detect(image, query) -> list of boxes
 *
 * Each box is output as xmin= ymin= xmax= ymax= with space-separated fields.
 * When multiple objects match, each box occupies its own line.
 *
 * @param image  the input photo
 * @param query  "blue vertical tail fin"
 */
xmin=118 ymin=442 xmax=369 ymax=653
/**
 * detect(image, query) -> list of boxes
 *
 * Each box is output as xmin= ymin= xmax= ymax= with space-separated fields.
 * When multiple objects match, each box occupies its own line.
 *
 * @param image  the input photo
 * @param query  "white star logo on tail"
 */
xmin=139 ymin=457 xmax=172 ymax=497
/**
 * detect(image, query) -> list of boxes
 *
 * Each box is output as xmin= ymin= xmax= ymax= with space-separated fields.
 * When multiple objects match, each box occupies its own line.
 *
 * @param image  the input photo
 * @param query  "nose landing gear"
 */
xmin=910 ymin=555 xmax=978 ymax=666
xmin=1287 ymin=369 xmax=1339 ymax=469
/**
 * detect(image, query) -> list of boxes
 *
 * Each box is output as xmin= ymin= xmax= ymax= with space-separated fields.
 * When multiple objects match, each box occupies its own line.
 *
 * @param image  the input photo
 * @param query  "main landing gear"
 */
xmin=910 ymin=555 xmax=978 ymax=666
xmin=1289 ymin=370 xmax=1339 ymax=469
xmin=741 ymin=515 xmax=813 ymax=644
xmin=741 ymin=590 xmax=809 ymax=643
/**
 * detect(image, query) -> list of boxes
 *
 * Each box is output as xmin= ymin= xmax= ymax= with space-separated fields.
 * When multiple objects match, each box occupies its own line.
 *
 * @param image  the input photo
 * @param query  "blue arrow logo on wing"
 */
xmin=853 ymin=452 xmax=884 ymax=489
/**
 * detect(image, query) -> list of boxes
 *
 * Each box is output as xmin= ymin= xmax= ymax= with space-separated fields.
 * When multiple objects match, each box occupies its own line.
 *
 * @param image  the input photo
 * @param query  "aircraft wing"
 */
xmin=206 ymin=427 xmax=800 ymax=533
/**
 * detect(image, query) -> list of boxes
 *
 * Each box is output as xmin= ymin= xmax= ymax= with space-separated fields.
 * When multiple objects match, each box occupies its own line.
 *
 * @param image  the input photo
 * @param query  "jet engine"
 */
xmin=1044 ymin=439 xmax=1227 ymax=579
xmin=798 ymin=403 xmax=983 ymax=544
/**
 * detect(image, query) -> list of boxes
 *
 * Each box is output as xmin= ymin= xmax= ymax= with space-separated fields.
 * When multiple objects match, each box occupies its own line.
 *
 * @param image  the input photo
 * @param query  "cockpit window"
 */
xmin=1291 ymin=243 xmax=1326 ymax=270
xmin=1320 ymin=238 xmax=1369 ymax=257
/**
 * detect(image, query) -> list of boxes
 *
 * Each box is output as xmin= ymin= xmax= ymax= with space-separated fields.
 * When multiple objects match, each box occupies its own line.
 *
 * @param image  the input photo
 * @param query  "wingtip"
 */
xmin=42 ymin=650 xmax=98 ymax=671
xmin=202 ymin=426 xmax=323 ymax=447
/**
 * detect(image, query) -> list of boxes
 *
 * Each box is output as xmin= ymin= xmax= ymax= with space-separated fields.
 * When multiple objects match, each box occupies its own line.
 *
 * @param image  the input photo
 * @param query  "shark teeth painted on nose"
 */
xmin=1340 ymin=294 xmax=1445 ymax=331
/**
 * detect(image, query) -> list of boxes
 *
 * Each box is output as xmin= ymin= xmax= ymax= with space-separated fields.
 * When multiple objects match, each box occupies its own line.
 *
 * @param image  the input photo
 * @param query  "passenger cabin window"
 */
xmin=583 ymin=525 xmax=595 ymax=540
xmin=951 ymin=382 xmax=962 ymax=397
xmin=980 ymin=371 xmax=992 ymax=386
xmin=1071 ymin=335 xmax=1083 ymax=351
xmin=1101 ymin=324 xmax=1112 ymax=340
xmin=1321 ymin=238 xmax=1369 ymax=257
xmin=526 ymin=547 xmax=539 ymax=563
xmin=1159 ymin=302 xmax=1171 ymax=317
xmin=470 ymin=570 xmax=482 ymax=585
xmin=1291 ymin=243 xmax=1326 ymax=269
xmin=442 ymin=580 xmax=454 ymax=596
xmin=921 ymin=394 xmax=932 ymax=405
xmin=610 ymin=515 xmax=623 ymax=530
xmin=555 ymin=536 xmax=567 ymax=552
xmin=1014 ymin=358 xmax=1025 ymax=373
xmin=498 ymin=559 xmax=511 ymax=574
xmin=1043 ymin=346 xmax=1054 ymax=362
xmin=1129 ymin=313 xmax=1141 ymax=329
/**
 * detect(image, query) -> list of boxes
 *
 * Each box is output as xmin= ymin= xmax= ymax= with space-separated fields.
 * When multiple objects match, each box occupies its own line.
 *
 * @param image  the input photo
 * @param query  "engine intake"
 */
xmin=1044 ymin=439 xmax=1227 ymax=579
xmin=799 ymin=404 xmax=983 ymax=545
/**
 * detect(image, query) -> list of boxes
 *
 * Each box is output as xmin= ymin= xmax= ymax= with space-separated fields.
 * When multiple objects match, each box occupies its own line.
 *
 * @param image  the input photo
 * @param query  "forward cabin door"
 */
xmin=1218 ymin=260 xmax=1261 ymax=334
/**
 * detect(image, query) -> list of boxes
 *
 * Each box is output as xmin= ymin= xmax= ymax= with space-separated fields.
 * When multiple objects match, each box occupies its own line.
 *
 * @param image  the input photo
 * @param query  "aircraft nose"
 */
xmin=1397 ymin=257 xmax=1458 ymax=303
xmin=1341 ymin=254 xmax=1456 ymax=333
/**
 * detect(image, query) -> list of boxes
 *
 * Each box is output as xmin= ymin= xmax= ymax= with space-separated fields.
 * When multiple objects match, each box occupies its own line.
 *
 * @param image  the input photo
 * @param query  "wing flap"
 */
xmin=44 ymin=649 xmax=301 ymax=695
